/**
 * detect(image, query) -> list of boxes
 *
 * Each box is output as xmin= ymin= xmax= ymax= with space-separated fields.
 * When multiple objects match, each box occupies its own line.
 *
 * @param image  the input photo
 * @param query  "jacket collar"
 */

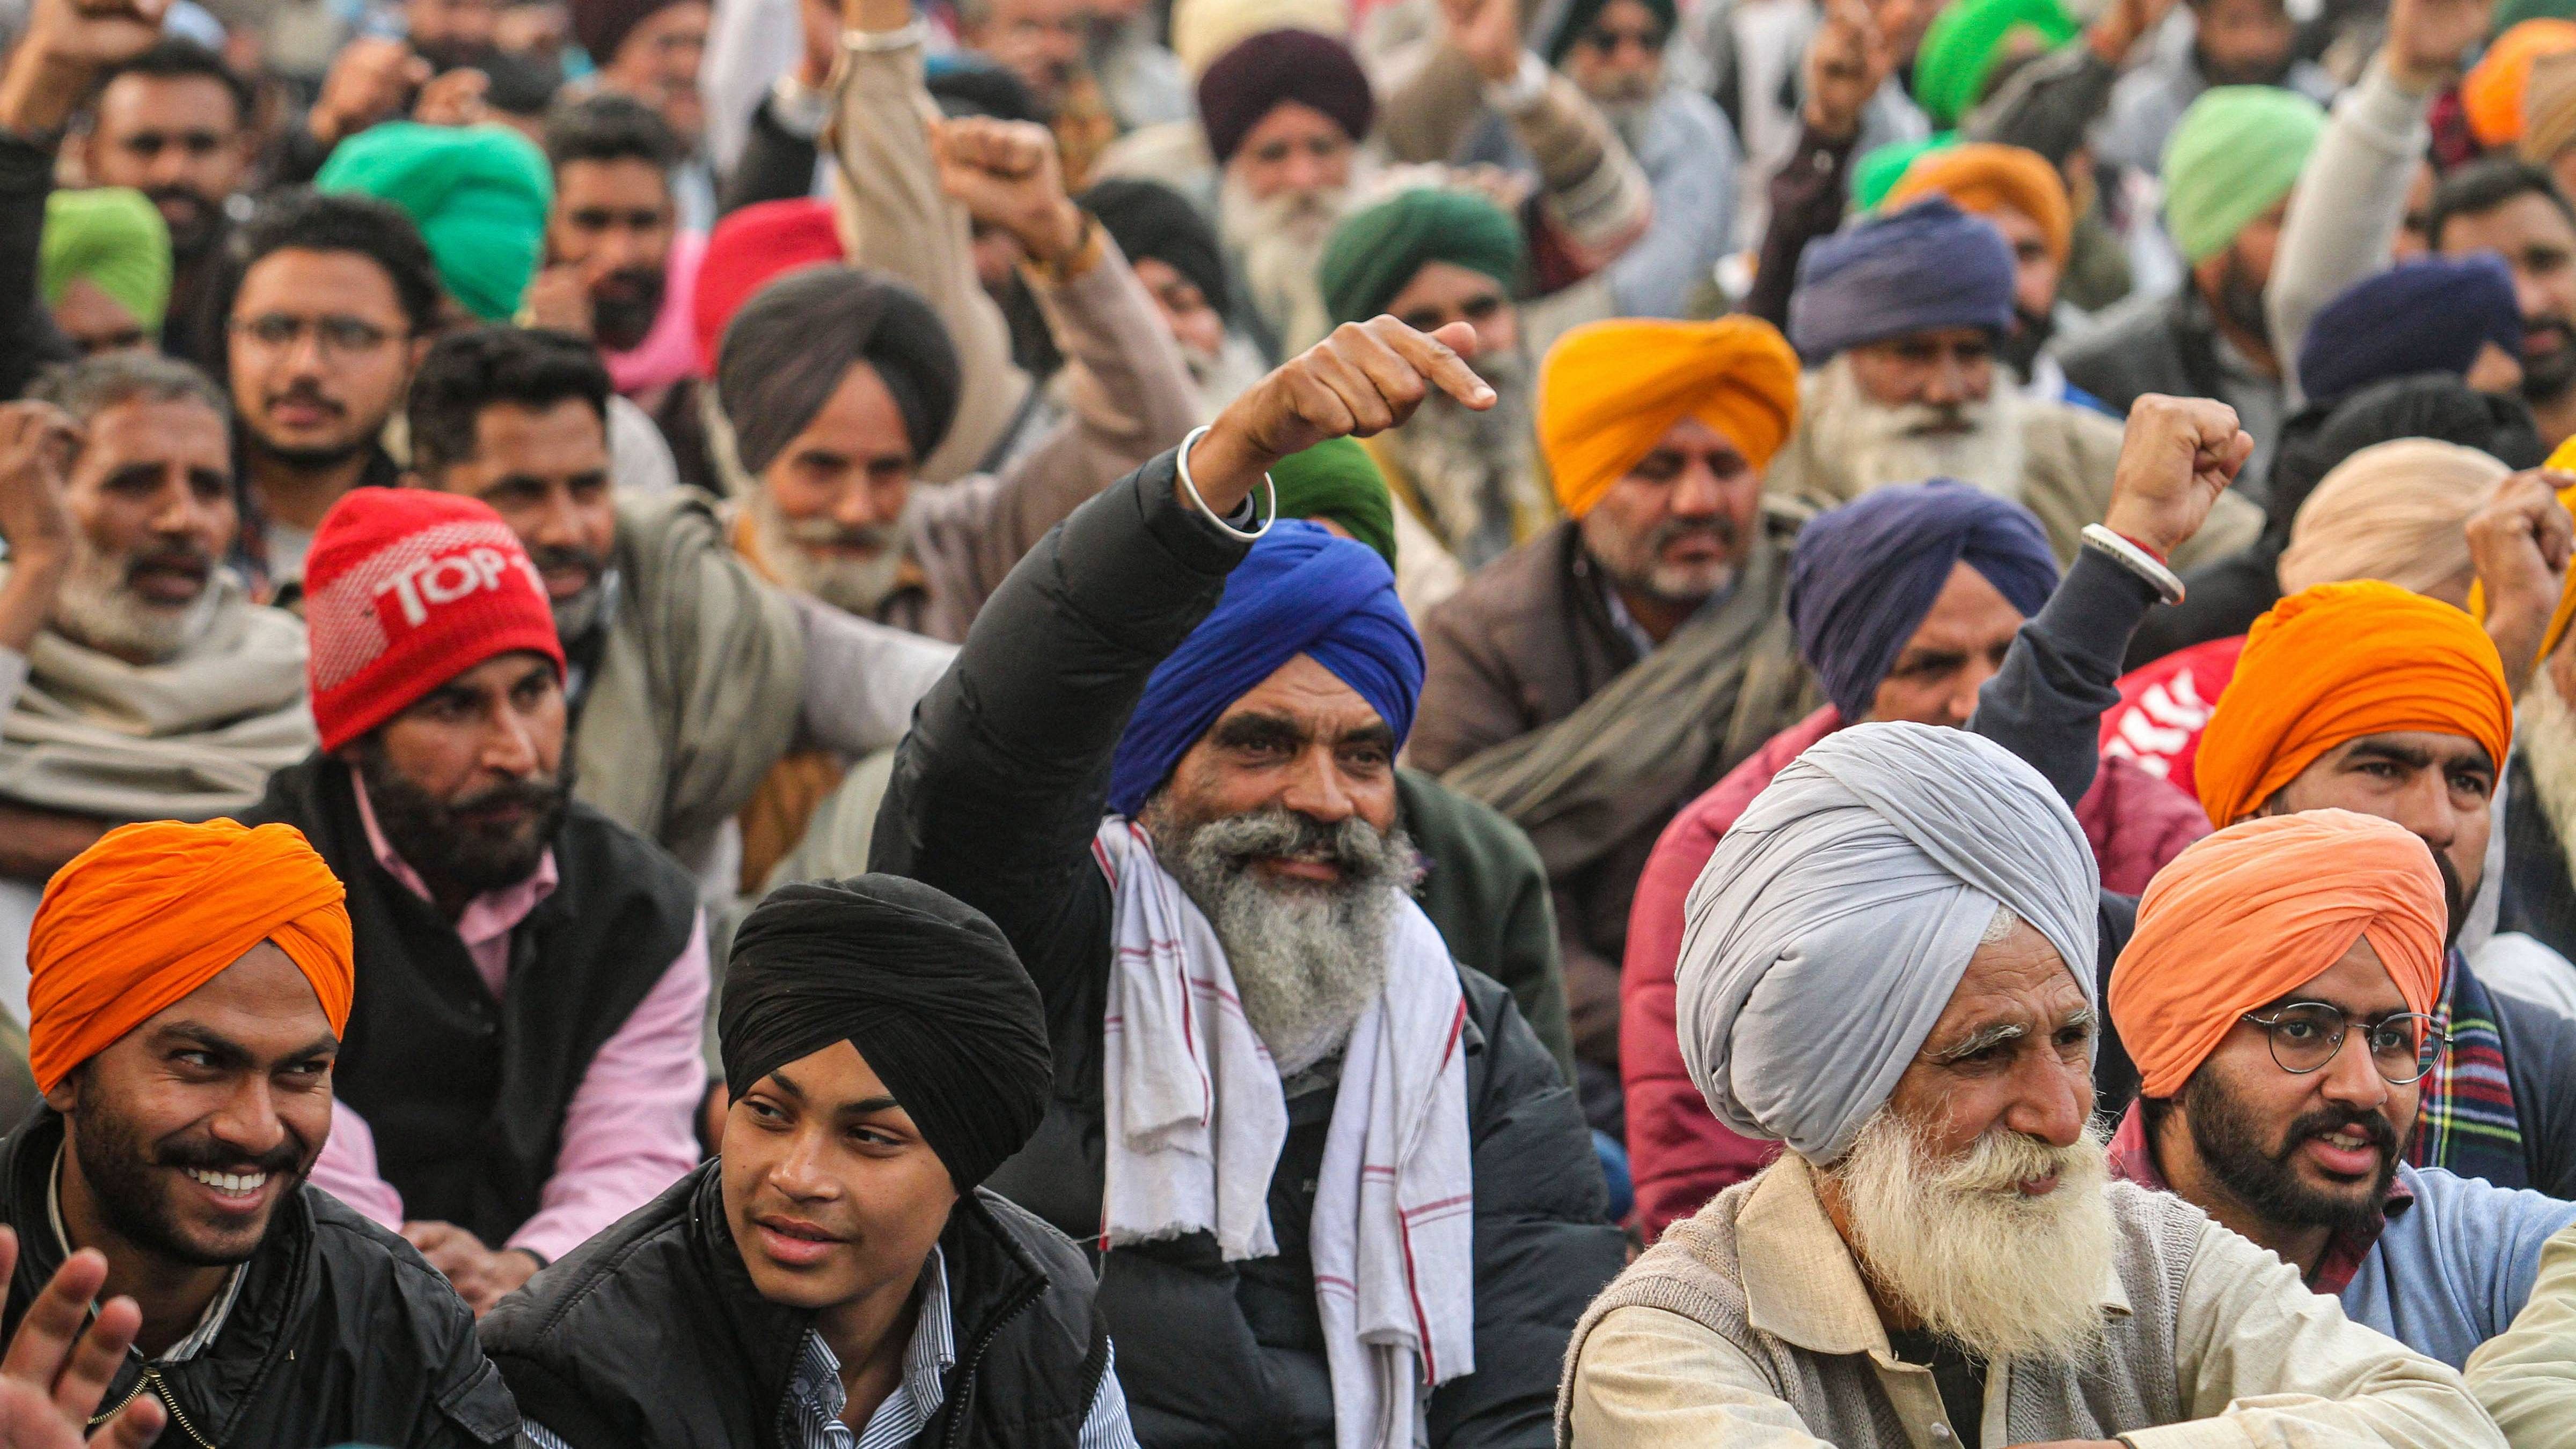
xmin=1735 ymin=1153 xmax=2131 ymax=1359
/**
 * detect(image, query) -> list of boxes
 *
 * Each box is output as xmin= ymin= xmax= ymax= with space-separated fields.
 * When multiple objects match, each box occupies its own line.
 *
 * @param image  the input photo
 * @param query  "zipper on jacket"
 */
xmin=90 ymin=1366 xmax=216 ymax=1448
xmin=938 ymin=1283 xmax=1042 ymax=1449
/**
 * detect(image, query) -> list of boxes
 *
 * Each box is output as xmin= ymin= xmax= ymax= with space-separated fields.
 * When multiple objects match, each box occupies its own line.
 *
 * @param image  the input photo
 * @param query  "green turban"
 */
xmin=41 ymin=188 xmax=171 ymax=333
xmin=2497 ymin=0 xmax=2576 ymax=38
xmin=1317 ymin=186 xmax=1524 ymax=327
xmin=1852 ymin=133 xmax=1956 ymax=211
xmin=1912 ymin=0 xmax=2078 ymax=126
xmin=1271 ymin=436 xmax=1396 ymax=567
xmin=2161 ymin=85 xmax=2324 ymax=266
xmin=316 ymin=122 xmax=552 ymax=321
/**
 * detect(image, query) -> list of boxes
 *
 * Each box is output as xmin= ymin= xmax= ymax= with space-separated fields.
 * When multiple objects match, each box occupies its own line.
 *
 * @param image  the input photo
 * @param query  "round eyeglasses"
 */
xmin=2240 ymin=1002 xmax=2448 ymax=1086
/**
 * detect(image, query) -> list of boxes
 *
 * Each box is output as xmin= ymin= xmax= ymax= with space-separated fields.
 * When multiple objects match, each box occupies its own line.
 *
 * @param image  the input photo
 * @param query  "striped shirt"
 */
xmin=523 ymin=1247 xmax=1139 ymax=1449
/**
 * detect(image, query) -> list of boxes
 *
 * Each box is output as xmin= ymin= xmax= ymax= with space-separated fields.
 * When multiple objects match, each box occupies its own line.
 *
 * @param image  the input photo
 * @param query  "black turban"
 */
xmin=714 ymin=266 xmax=962 ymax=475
xmin=2265 ymin=375 xmax=2544 ymax=547
xmin=1080 ymin=178 xmax=1230 ymax=320
xmin=719 ymin=875 xmax=1054 ymax=1192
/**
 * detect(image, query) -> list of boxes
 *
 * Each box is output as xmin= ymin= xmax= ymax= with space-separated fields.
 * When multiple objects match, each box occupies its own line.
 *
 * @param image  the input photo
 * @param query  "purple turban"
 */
xmin=1787 ymin=197 xmax=2017 ymax=363
xmin=1197 ymin=29 xmax=1375 ymax=165
xmin=2296 ymin=254 xmax=2523 ymax=406
xmin=1107 ymin=522 xmax=1422 ymax=816
xmin=1788 ymin=480 xmax=2059 ymax=721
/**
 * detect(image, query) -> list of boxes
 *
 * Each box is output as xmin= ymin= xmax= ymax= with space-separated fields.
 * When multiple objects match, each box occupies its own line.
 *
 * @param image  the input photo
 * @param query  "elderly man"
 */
xmin=241 ymin=489 xmax=709 ymax=1314
xmin=1620 ymin=480 xmax=2212 ymax=1238
xmin=877 ymin=315 xmax=1622 ymax=1446
xmin=0 ymin=363 xmax=314 ymax=1020
xmin=2062 ymin=86 xmax=2325 ymax=496
xmin=1082 ymin=177 xmax=1271 ymax=408
xmin=1880 ymin=143 xmax=2087 ymax=403
xmin=217 ymin=189 xmax=443 ymax=587
xmin=1318 ymin=186 xmax=1544 ymax=573
xmin=1563 ymin=722 xmax=2501 ymax=1447
xmin=402 ymin=326 xmax=952 ymax=888
xmin=9 ymin=818 xmax=519 ymax=1444
xmin=1770 ymin=196 xmax=2264 ymax=568
xmin=484 ymin=875 xmax=1138 ymax=1448
xmin=2107 ymin=811 xmax=2576 ymax=1372
xmin=1410 ymin=314 xmax=1810 ymax=1133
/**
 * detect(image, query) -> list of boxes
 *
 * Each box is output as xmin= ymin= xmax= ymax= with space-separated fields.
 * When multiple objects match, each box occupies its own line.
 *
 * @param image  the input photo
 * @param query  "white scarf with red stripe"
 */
xmin=1093 ymin=818 xmax=1475 ymax=1449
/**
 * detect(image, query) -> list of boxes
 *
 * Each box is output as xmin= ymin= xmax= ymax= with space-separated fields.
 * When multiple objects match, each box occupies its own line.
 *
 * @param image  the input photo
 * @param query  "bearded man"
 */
xmin=1562 ymin=722 xmax=2498 ymax=1447
xmin=2062 ymin=85 xmax=2325 ymax=498
xmin=2495 ymin=465 xmax=2576 ymax=981
xmin=1770 ymin=196 xmax=2263 ymax=569
xmin=1620 ymin=479 xmax=2212 ymax=1239
xmin=2108 ymin=811 xmax=2576 ymax=1373
xmin=2430 ymin=160 xmax=2576 ymax=452
xmin=0 ymin=362 xmax=313 ymax=1024
xmin=1197 ymin=27 xmax=1379 ymax=360
xmin=1881 ymin=142 xmax=2088 ymax=404
xmin=1410 ymin=313 xmax=1811 ymax=1137
xmin=241 ymin=489 xmax=711 ymax=1315
xmin=1317 ymin=186 xmax=1544 ymax=573
xmin=5 ymin=818 xmax=519 ymax=1445
xmin=877 ymin=314 xmax=1623 ymax=1447
xmin=1082 ymin=177 xmax=1272 ymax=410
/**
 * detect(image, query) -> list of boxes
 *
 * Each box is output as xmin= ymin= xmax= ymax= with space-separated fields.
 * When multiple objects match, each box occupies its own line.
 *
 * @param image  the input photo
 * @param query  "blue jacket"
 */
xmin=2339 ymin=1164 xmax=2576 ymax=1369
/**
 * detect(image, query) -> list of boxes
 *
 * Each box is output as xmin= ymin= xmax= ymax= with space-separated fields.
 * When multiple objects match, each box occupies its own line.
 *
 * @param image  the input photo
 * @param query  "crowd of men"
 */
xmin=14 ymin=0 xmax=2576 ymax=1433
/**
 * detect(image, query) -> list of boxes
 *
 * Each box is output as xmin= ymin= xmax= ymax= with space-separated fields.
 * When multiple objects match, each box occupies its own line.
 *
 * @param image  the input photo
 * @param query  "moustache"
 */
xmin=158 ymin=1128 xmax=309 ymax=1179
xmin=263 ymin=382 xmax=343 ymax=416
xmin=1649 ymin=516 xmax=1736 ymax=553
xmin=528 ymin=542 xmax=605 ymax=582
xmin=2278 ymin=1106 xmax=2399 ymax=1165
xmin=595 ymin=267 xmax=663 ymax=302
xmin=1196 ymin=807 xmax=1389 ymax=879
xmin=448 ymin=773 xmax=564 ymax=823
xmin=124 ymin=546 xmax=214 ymax=585
xmin=781 ymin=516 xmax=897 ymax=553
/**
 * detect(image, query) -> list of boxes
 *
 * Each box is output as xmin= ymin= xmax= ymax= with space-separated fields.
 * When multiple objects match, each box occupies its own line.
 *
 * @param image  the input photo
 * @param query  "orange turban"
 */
xmin=1536 ymin=316 xmax=1800 ymax=518
xmin=2195 ymin=581 xmax=2513 ymax=829
xmin=2467 ymin=19 xmax=2576 ymax=147
xmin=27 ymin=819 xmax=353 ymax=1094
xmin=2109 ymin=810 xmax=2446 ymax=1099
xmin=1883 ymin=142 xmax=2073 ymax=267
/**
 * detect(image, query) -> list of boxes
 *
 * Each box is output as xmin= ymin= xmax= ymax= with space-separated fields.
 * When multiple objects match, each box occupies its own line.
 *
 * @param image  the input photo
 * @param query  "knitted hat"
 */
xmin=302 ymin=490 xmax=566 ymax=752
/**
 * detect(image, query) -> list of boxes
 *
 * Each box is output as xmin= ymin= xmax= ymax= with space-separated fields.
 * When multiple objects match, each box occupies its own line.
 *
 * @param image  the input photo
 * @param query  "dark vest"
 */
xmin=481 ymin=1164 xmax=1110 ymax=1449
xmin=245 ymin=752 xmax=696 ymax=1245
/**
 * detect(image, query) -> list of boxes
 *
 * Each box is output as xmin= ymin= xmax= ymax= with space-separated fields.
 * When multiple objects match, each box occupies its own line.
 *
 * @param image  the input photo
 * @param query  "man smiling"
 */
xmin=2 ymin=817 xmax=517 ymax=1445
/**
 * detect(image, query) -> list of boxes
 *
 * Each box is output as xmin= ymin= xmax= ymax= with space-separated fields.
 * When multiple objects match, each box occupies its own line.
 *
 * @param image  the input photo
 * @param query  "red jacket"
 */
xmin=1618 ymin=705 xmax=2213 ymax=1239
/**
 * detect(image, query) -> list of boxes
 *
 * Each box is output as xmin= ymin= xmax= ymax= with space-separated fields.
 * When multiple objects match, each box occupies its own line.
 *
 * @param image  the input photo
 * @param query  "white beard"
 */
xmin=743 ymin=486 xmax=911 ymax=617
xmin=1816 ymin=1104 xmax=2116 ymax=1366
xmin=1802 ymin=354 xmax=2029 ymax=503
xmin=1219 ymin=173 xmax=1346 ymax=357
xmin=1381 ymin=347 xmax=1538 ymax=569
xmin=48 ymin=541 xmax=223 ymax=665
xmin=2521 ymin=665 xmax=2576 ymax=878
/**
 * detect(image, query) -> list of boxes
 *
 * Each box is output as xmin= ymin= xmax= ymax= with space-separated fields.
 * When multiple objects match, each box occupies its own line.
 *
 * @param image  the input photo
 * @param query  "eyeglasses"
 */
xmin=230 ymin=313 xmax=404 ymax=357
xmin=2240 ymin=1002 xmax=2448 ymax=1086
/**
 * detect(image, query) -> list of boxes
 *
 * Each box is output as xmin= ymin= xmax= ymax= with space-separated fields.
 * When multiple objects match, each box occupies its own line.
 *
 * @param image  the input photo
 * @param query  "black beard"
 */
xmin=2180 ymin=1069 xmax=2403 ymax=1238
xmin=245 ymin=428 xmax=370 ymax=471
xmin=1999 ymin=304 xmax=2055 ymax=380
xmin=591 ymin=269 xmax=666 ymax=352
xmin=354 ymin=739 xmax=572 ymax=894
xmin=2215 ymin=251 xmax=2270 ymax=341
xmin=145 ymin=185 xmax=224 ymax=257
xmin=2523 ymin=320 xmax=2576 ymax=403
xmin=69 ymin=1082 xmax=311 ymax=1269
xmin=2198 ymin=48 xmax=2293 ymax=86
xmin=2435 ymin=850 xmax=2468 ymax=950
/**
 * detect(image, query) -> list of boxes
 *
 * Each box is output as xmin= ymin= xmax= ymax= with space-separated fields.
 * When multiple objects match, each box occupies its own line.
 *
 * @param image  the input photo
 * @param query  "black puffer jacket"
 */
xmin=870 ymin=455 xmax=1624 ymax=1449
xmin=482 ymin=1164 xmax=1110 ymax=1449
xmin=0 ymin=1106 xmax=519 ymax=1449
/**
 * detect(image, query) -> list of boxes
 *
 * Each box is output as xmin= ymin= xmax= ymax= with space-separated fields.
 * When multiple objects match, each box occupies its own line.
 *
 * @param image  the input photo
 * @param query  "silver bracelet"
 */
xmin=841 ymin=18 xmax=927 ymax=51
xmin=2080 ymin=523 xmax=2185 ymax=606
xmin=1175 ymin=424 xmax=1277 ymax=541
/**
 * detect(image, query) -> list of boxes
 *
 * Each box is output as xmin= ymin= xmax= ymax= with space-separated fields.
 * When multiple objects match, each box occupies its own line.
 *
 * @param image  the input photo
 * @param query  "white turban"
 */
xmin=1674 ymin=723 xmax=2099 ymax=1163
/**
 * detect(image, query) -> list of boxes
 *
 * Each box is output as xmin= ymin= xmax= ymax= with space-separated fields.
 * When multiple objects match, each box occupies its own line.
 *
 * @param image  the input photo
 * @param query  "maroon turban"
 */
xmin=1197 ymin=28 xmax=1375 ymax=164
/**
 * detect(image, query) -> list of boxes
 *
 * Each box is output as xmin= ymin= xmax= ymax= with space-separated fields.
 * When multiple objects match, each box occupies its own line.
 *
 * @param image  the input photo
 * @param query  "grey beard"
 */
xmin=49 ymin=545 xmax=223 ymax=665
xmin=1384 ymin=348 xmax=1536 ymax=569
xmin=745 ymin=486 xmax=912 ymax=617
xmin=1802 ymin=354 xmax=2028 ymax=503
xmin=1219 ymin=174 xmax=1346 ymax=356
xmin=2523 ymin=666 xmax=2576 ymax=886
xmin=1147 ymin=801 xmax=1416 ymax=1077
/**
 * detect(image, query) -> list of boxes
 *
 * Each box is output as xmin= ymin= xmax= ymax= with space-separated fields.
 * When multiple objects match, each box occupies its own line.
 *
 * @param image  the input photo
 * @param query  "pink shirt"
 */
xmin=304 ymin=779 xmax=711 ymax=1263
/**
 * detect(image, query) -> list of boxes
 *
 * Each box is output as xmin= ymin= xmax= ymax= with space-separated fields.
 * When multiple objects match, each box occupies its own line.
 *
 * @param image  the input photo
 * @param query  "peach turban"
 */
xmin=1536 ymin=316 xmax=1800 ymax=518
xmin=1883 ymin=142 xmax=2073 ymax=267
xmin=2109 ymin=810 xmax=2446 ymax=1099
xmin=2195 ymin=581 xmax=2513 ymax=829
xmin=2467 ymin=19 xmax=2576 ymax=147
xmin=27 ymin=819 xmax=353 ymax=1094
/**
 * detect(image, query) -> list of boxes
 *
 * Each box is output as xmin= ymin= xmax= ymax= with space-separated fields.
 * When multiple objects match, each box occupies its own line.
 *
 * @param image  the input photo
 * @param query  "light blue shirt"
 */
xmin=2339 ymin=1163 xmax=2576 ymax=1370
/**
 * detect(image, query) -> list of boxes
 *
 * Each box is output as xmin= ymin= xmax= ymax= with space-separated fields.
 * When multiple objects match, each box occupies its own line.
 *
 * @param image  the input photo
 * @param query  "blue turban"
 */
xmin=1787 ymin=197 xmax=2016 ymax=363
xmin=2297 ymin=254 xmax=2524 ymax=407
xmin=1788 ymin=481 xmax=2059 ymax=721
xmin=1108 ymin=522 xmax=1423 ymax=816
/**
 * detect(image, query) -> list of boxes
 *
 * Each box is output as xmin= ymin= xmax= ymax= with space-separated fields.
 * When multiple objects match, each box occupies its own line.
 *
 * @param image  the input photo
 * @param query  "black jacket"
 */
xmin=0 ymin=1106 xmax=519 ymax=1448
xmin=244 ymin=752 xmax=698 ymax=1245
xmin=482 ymin=1163 xmax=1109 ymax=1449
xmin=871 ymin=456 xmax=1624 ymax=1449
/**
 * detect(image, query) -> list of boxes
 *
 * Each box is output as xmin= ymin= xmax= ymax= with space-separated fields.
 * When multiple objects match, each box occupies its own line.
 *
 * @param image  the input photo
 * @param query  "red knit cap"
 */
xmin=693 ymin=197 xmax=843 ymax=372
xmin=303 ymin=489 xmax=566 ymax=752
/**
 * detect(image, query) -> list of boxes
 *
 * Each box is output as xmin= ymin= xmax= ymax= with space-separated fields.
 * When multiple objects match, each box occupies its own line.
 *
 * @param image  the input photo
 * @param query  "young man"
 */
xmin=2108 ymin=811 xmax=2576 ymax=1368
xmin=482 ymin=874 xmax=1136 ymax=1448
xmin=75 ymin=40 xmax=257 ymax=369
xmin=240 ymin=488 xmax=708 ymax=1312
xmin=878 ymin=314 xmax=1622 ymax=1446
xmin=219 ymin=189 xmax=443 ymax=587
xmin=568 ymin=0 xmax=712 ymax=226
xmin=8 ymin=817 xmax=518 ymax=1445
xmin=2430 ymin=160 xmax=2576 ymax=450
xmin=0 ymin=358 xmax=313 ymax=1021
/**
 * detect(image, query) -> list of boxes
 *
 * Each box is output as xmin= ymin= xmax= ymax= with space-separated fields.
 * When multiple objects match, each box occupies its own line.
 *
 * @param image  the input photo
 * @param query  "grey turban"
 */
xmin=1674 ymin=722 xmax=2098 ymax=1163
